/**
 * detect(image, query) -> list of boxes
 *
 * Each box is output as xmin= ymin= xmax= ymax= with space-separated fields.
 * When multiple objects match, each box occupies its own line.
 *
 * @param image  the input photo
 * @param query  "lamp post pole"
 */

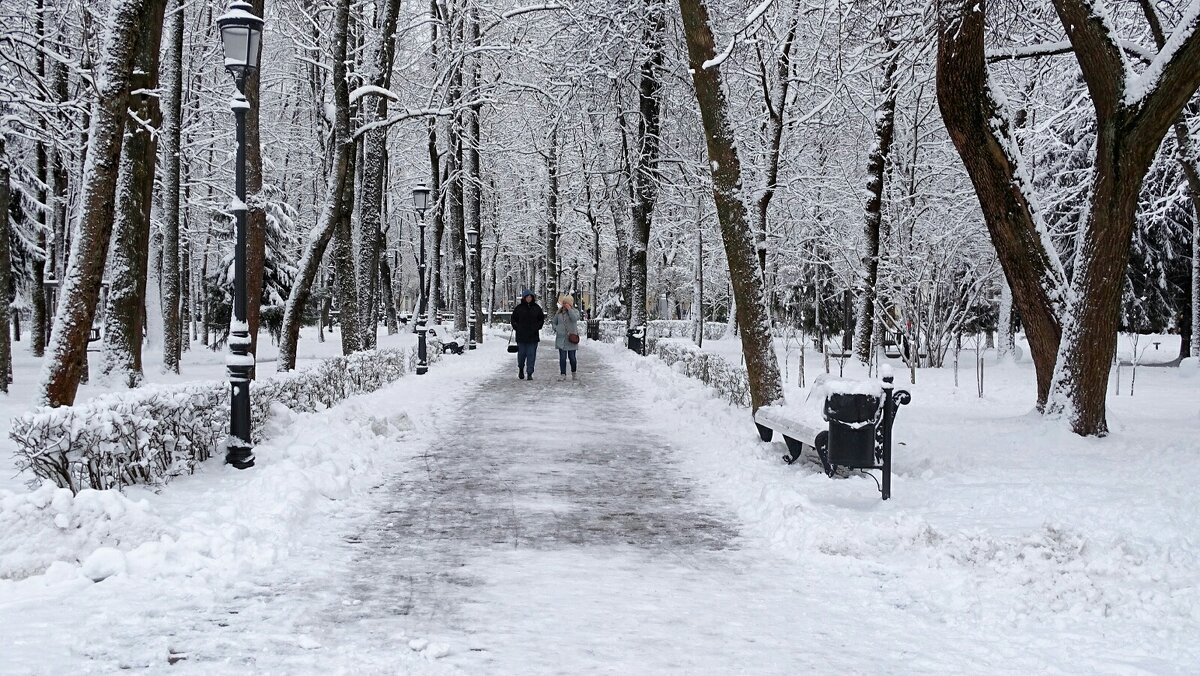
xmin=226 ymin=88 xmax=254 ymax=468
xmin=467 ymin=227 xmax=478 ymax=350
xmin=217 ymin=0 xmax=263 ymax=470
xmin=412 ymin=183 xmax=430 ymax=375
xmin=416 ymin=214 xmax=428 ymax=375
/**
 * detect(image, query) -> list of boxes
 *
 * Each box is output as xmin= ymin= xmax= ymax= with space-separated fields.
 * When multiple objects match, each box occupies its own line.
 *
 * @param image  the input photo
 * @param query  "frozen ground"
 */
xmin=1 ymin=334 xmax=1198 ymax=673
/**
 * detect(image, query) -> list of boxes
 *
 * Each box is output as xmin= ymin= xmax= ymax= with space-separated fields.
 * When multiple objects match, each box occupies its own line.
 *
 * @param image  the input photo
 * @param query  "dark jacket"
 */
xmin=511 ymin=301 xmax=546 ymax=344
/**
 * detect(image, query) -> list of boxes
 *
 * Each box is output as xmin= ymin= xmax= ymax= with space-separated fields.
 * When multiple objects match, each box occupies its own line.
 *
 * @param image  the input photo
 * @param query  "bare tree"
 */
xmin=40 ymin=0 xmax=155 ymax=406
xmin=677 ymin=0 xmax=783 ymax=412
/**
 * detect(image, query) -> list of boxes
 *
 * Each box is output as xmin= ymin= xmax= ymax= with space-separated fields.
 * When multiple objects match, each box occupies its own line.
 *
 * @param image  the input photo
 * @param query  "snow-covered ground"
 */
xmin=1 ymin=332 xmax=1197 ymax=673
xmin=0 ymin=326 xmax=415 ymax=494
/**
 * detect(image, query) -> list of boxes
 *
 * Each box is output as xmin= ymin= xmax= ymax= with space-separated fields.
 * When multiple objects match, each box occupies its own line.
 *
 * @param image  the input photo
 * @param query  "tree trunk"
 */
xmin=752 ymin=11 xmax=798 ymax=277
xmin=1134 ymin=0 xmax=1200 ymax=361
xmin=160 ymin=0 xmax=184 ymax=373
xmin=278 ymin=0 xmax=355 ymax=371
xmin=998 ymin=279 xmax=1013 ymax=358
xmin=333 ymin=156 xmax=360 ymax=355
xmin=0 ymin=140 xmax=12 ymax=391
xmin=448 ymin=139 xmax=467 ymax=331
xmin=854 ymin=41 xmax=898 ymax=364
xmin=40 ymin=0 xmax=151 ymax=406
xmin=357 ymin=0 xmax=404 ymax=349
xmin=935 ymin=0 xmax=1064 ymax=408
xmin=244 ymin=0 xmax=267 ymax=371
xmin=545 ymin=127 xmax=560 ymax=304
xmin=627 ymin=0 xmax=665 ymax=328
xmin=100 ymin=0 xmax=167 ymax=388
xmin=677 ymin=0 xmax=783 ymax=413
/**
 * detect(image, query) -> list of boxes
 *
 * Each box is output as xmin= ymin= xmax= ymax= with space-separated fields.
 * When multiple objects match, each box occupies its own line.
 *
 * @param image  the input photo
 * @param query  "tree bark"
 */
xmin=99 ymin=0 xmax=167 ymax=388
xmin=160 ymin=0 xmax=184 ymax=373
xmin=628 ymin=0 xmax=665 ymax=328
xmin=278 ymin=0 xmax=355 ymax=370
xmin=0 ymin=140 xmax=12 ymax=391
xmin=854 ymin=39 xmax=898 ymax=364
xmin=356 ymin=0 xmax=404 ymax=349
xmin=40 ymin=0 xmax=152 ymax=406
xmin=244 ymin=0 xmax=267 ymax=371
xmin=677 ymin=0 xmax=783 ymax=413
xmin=935 ymin=0 xmax=1064 ymax=408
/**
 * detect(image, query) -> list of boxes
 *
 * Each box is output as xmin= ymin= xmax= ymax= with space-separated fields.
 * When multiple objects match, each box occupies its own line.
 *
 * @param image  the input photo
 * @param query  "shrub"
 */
xmin=650 ymin=339 xmax=750 ymax=407
xmin=10 ymin=343 xmax=442 ymax=494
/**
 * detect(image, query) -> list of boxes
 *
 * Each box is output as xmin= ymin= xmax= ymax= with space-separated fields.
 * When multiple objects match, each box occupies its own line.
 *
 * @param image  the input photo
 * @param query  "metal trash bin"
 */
xmin=823 ymin=392 xmax=881 ymax=469
xmin=586 ymin=319 xmax=601 ymax=341
xmin=626 ymin=326 xmax=646 ymax=355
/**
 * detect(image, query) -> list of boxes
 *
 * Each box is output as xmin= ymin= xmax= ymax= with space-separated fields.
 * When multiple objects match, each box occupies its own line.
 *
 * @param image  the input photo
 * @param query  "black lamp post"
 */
xmin=412 ymin=183 xmax=430 ymax=375
xmin=466 ymin=226 xmax=478 ymax=350
xmin=217 ymin=0 xmax=263 ymax=469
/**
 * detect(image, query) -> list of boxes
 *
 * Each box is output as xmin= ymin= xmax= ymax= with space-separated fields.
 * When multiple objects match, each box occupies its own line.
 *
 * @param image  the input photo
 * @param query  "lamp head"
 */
xmin=217 ymin=1 xmax=264 ymax=90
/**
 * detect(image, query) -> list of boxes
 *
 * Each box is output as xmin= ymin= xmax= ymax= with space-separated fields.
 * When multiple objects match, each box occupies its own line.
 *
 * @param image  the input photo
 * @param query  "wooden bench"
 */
xmin=754 ymin=406 xmax=827 ymax=466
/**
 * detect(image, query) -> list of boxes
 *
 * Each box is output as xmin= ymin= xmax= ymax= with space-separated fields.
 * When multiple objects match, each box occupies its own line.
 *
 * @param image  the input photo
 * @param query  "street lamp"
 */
xmin=412 ymin=184 xmax=430 ymax=375
xmin=217 ymin=0 xmax=264 ymax=470
xmin=466 ymin=227 xmax=479 ymax=350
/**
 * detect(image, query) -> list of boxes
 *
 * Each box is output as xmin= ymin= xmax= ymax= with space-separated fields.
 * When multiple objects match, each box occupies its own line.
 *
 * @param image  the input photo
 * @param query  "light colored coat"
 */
xmin=551 ymin=307 xmax=581 ymax=351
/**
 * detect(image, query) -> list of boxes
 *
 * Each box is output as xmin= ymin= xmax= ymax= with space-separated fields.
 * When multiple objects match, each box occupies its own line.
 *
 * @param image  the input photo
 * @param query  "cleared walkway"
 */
xmin=329 ymin=347 xmax=762 ymax=672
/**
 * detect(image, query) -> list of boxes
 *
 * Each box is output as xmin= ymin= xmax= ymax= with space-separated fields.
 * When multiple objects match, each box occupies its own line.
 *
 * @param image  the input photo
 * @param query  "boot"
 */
xmin=519 ymin=367 xmax=525 ymax=380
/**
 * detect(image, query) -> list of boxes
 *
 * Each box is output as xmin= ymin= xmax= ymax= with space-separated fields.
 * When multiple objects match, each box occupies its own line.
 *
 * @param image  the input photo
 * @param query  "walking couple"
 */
xmin=510 ymin=290 xmax=581 ymax=381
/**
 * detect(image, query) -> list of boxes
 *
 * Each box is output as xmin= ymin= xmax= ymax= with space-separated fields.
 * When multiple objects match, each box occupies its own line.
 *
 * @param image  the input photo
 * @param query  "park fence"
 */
xmin=10 ymin=340 xmax=443 ymax=494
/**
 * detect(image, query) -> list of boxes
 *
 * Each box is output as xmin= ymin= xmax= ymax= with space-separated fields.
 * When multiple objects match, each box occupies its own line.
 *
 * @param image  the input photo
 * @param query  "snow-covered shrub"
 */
xmin=596 ymin=320 xmax=726 ymax=344
xmin=650 ymin=339 xmax=750 ymax=407
xmin=10 ymin=346 xmax=436 ymax=494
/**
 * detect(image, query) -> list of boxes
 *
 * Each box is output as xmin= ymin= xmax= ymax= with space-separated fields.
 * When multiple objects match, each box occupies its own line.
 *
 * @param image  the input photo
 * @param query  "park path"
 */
xmin=318 ymin=346 xmax=823 ymax=674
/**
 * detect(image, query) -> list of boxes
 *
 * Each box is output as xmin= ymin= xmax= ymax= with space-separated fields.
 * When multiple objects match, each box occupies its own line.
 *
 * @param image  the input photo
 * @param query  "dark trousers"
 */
xmin=517 ymin=342 xmax=538 ymax=374
xmin=558 ymin=348 xmax=577 ymax=374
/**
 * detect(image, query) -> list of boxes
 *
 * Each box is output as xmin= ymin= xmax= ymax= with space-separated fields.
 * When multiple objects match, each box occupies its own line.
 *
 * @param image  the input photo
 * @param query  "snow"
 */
xmin=1 ymin=335 xmax=1197 ymax=671
xmin=348 ymin=84 xmax=399 ymax=103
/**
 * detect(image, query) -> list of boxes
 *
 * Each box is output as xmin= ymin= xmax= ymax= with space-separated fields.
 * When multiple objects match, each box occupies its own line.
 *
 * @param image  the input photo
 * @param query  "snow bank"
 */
xmin=604 ymin=343 xmax=1200 ymax=646
xmin=0 ymin=483 xmax=162 ymax=580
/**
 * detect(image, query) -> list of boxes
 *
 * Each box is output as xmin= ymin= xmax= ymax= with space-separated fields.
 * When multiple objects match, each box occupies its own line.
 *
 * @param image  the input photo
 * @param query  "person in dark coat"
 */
xmin=510 ymin=289 xmax=546 ymax=380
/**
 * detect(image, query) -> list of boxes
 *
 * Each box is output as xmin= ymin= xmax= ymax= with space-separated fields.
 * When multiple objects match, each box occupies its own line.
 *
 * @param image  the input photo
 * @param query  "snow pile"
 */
xmin=0 ymin=482 xmax=164 ymax=580
xmin=0 ymin=391 xmax=409 ymax=587
xmin=608 ymin=344 xmax=1200 ymax=634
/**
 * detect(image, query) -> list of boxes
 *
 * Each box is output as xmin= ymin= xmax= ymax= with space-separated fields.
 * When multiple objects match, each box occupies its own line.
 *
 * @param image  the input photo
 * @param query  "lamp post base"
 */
xmin=225 ymin=445 xmax=255 ymax=469
xmin=417 ymin=325 xmax=429 ymax=375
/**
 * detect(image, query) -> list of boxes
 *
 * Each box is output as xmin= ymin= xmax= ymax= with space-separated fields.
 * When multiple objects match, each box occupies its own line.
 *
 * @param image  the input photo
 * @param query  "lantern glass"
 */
xmin=412 ymin=184 xmax=430 ymax=217
xmin=217 ymin=2 xmax=264 ymax=81
xmin=467 ymin=229 xmax=479 ymax=248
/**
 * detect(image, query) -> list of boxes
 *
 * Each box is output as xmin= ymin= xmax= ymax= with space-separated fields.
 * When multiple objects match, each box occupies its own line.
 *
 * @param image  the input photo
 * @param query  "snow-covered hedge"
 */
xmin=596 ymin=320 xmax=727 ymax=344
xmin=10 ymin=344 xmax=441 ymax=494
xmin=650 ymin=339 xmax=750 ymax=407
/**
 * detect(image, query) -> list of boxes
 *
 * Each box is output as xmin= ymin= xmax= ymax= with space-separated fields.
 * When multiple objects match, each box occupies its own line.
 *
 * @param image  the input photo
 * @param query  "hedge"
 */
xmin=10 ymin=340 xmax=443 ymax=494
xmin=650 ymin=338 xmax=751 ymax=407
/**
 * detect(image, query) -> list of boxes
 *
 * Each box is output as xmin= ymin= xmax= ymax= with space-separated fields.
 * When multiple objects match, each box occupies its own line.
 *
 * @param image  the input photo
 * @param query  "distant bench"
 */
xmin=754 ymin=373 xmax=911 ymax=500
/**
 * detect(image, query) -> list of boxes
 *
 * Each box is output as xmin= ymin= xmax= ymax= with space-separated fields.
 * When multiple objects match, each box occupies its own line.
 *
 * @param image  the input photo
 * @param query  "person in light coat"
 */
xmin=551 ymin=294 xmax=581 ymax=381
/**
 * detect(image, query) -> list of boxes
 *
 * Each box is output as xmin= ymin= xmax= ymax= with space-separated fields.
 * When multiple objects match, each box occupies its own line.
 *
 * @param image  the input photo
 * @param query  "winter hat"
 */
xmin=521 ymin=289 xmax=536 ymax=299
